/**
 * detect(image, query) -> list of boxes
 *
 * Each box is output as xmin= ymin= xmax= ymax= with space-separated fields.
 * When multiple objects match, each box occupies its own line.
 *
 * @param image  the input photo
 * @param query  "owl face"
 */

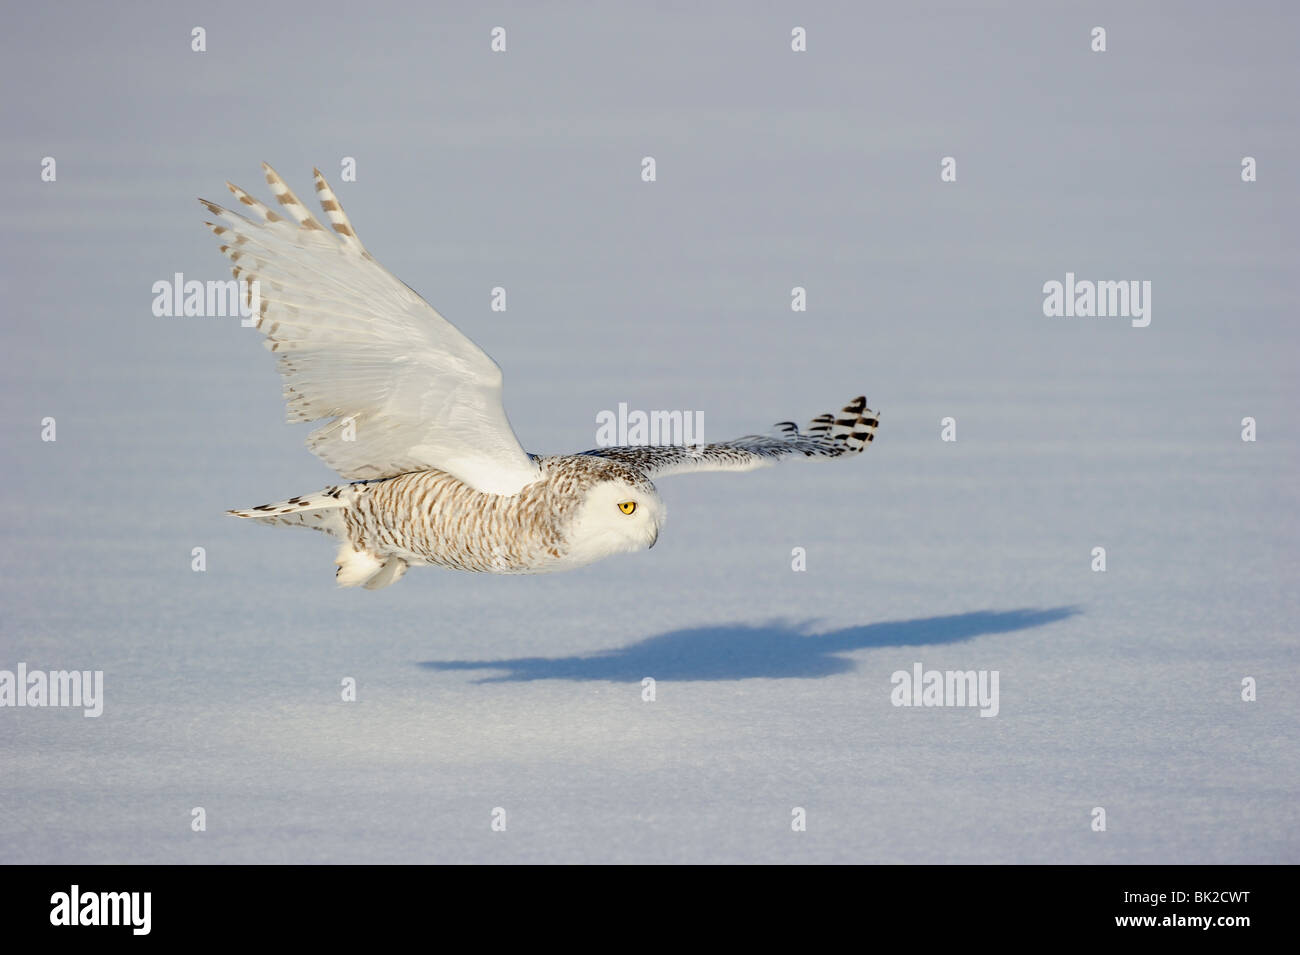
xmin=564 ymin=478 xmax=665 ymax=566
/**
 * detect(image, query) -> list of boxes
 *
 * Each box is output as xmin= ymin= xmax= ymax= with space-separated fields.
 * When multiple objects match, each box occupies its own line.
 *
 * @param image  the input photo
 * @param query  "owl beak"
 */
xmin=648 ymin=528 xmax=658 ymax=549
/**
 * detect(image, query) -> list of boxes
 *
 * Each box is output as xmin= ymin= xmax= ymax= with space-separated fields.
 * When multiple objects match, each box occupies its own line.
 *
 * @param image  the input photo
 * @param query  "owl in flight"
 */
xmin=203 ymin=165 xmax=880 ymax=589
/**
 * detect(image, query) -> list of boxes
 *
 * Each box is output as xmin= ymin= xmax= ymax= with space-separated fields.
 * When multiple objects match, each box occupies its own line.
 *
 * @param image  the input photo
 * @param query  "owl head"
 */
xmin=565 ymin=476 xmax=665 ymax=565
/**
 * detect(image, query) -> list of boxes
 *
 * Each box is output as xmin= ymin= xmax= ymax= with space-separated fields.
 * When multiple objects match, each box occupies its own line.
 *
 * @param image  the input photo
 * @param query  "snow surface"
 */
xmin=1 ymin=2 xmax=1297 ymax=863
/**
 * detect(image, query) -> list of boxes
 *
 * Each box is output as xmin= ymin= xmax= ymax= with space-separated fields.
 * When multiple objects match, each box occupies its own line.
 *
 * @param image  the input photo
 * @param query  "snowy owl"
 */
xmin=202 ymin=165 xmax=880 ymax=589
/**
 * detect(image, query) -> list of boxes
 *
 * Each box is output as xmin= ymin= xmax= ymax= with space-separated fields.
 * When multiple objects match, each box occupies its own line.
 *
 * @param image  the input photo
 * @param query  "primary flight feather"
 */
xmin=204 ymin=164 xmax=880 ymax=589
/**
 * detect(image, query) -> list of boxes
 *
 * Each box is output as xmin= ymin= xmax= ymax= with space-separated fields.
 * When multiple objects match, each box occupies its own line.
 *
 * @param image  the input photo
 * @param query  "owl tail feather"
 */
xmin=227 ymin=489 xmax=348 ymax=536
xmin=228 ymin=488 xmax=407 ymax=590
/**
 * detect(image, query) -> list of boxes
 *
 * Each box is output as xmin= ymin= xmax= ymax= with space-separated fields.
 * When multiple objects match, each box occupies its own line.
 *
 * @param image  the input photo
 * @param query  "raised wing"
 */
xmin=581 ymin=396 xmax=879 ymax=478
xmin=200 ymin=163 xmax=541 ymax=495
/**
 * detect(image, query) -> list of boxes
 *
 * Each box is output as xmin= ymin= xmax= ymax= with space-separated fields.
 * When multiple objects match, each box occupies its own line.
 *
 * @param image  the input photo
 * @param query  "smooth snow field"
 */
xmin=1 ymin=2 xmax=1297 ymax=863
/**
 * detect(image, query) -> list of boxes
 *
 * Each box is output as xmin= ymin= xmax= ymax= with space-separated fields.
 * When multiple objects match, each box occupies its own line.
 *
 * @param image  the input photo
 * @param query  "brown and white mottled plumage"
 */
xmin=206 ymin=165 xmax=880 ymax=589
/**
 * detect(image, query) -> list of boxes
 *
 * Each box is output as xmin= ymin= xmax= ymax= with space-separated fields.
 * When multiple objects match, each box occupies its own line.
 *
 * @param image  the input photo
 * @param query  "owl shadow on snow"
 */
xmin=418 ymin=607 xmax=1079 ymax=683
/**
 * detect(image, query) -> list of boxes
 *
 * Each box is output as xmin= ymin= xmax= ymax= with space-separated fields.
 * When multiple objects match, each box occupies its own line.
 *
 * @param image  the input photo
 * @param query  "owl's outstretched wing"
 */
xmin=200 ymin=163 xmax=541 ymax=496
xmin=580 ymin=396 xmax=879 ymax=478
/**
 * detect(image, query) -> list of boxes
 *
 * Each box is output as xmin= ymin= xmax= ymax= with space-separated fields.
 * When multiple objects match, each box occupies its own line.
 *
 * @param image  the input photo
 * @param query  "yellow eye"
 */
xmin=618 ymin=501 xmax=637 ymax=515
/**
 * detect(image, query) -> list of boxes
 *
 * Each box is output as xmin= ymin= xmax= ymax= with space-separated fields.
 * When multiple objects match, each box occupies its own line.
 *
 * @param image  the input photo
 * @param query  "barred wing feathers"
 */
xmin=199 ymin=164 xmax=540 ymax=496
xmin=582 ymin=396 xmax=879 ymax=478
